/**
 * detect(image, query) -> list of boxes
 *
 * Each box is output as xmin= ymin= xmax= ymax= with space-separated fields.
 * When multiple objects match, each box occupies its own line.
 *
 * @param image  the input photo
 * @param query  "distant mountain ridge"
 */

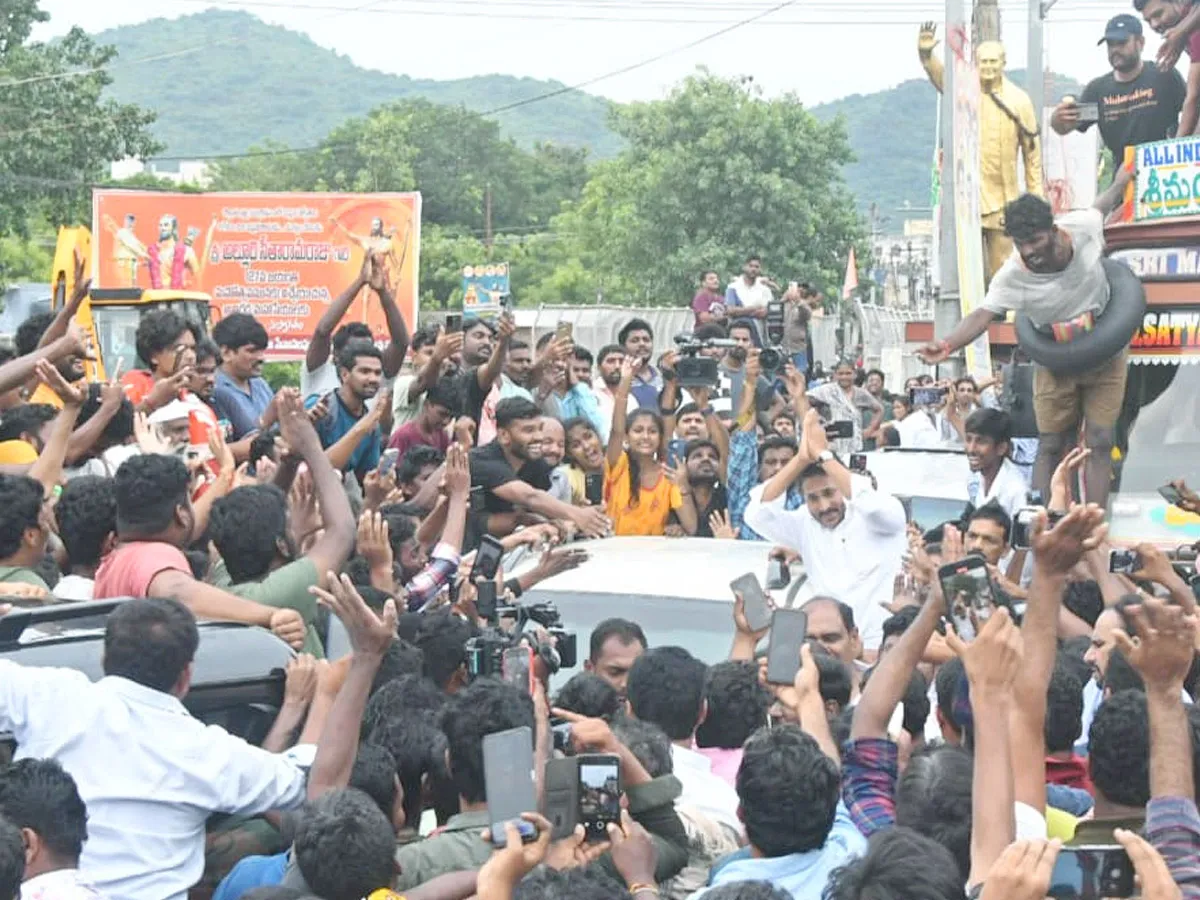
xmin=94 ymin=10 xmax=1083 ymax=213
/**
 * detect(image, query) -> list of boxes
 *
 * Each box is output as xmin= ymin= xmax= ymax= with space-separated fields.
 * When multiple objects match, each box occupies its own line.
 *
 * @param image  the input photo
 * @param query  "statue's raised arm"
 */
xmin=918 ymin=22 xmax=944 ymax=93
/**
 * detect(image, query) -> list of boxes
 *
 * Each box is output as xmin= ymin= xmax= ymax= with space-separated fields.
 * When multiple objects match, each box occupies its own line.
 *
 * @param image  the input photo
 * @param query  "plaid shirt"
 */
xmin=727 ymin=430 xmax=803 ymax=541
xmin=840 ymin=737 xmax=898 ymax=837
xmin=1146 ymin=797 xmax=1200 ymax=899
xmin=403 ymin=542 xmax=460 ymax=611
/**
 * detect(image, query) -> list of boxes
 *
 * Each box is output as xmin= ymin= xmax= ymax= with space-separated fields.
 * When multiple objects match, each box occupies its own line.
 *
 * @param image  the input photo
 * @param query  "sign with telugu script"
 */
xmin=1134 ymin=136 xmax=1200 ymax=221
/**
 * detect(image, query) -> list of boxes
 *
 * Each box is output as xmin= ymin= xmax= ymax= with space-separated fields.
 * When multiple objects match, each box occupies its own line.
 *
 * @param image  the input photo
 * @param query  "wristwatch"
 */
xmin=816 ymin=450 xmax=835 ymax=463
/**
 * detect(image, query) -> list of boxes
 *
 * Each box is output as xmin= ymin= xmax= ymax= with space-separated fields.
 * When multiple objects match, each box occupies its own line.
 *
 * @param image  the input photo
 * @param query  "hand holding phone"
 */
xmin=576 ymin=754 xmax=621 ymax=840
xmin=766 ymin=608 xmax=808 ymax=684
xmin=1108 ymin=548 xmax=1141 ymax=575
xmin=483 ymin=727 xmax=538 ymax=847
xmin=938 ymin=556 xmax=995 ymax=640
xmin=1049 ymin=845 xmax=1135 ymax=899
xmin=471 ymin=534 xmax=505 ymax=582
xmin=731 ymin=573 xmax=773 ymax=632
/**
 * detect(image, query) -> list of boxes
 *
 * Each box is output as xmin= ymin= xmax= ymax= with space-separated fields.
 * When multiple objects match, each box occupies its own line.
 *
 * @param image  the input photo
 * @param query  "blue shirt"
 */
xmin=213 ymin=851 xmax=287 ymax=900
xmin=629 ymin=366 xmax=663 ymax=410
xmin=693 ymin=803 xmax=866 ymax=900
xmin=306 ymin=390 xmax=381 ymax=480
xmin=211 ymin=370 xmax=274 ymax=440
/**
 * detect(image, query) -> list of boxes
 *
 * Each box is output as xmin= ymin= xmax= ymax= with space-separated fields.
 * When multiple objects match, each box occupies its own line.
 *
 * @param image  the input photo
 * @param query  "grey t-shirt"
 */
xmin=982 ymin=208 xmax=1110 ymax=329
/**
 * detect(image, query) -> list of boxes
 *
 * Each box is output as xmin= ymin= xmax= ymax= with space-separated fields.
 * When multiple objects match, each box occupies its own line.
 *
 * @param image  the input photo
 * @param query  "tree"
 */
xmin=551 ymin=70 xmax=865 ymax=304
xmin=0 ymin=1 xmax=161 ymax=233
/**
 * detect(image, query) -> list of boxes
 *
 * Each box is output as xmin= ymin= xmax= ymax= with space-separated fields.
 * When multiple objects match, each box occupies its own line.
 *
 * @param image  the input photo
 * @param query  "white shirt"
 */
xmin=21 ymin=868 xmax=106 ymax=900
xmin=590 ymin=379 xmax=637 ymax=444
xmin=892 ymin=411 xmax=942 ymax=449
xmin=0 ymin=664 xmax=308 ymax=900
xmin=744 ymin=479 xmax=908 ymax=649
xmin=967 ymin=457 xmax=1028 ymax=519
xmin=53 ymin=575 xmax=94 ymax=603
xmin=670 ymin=744 xmax=742 ymax=837
xmin=726 ymin=277 xmax=774 ymax=310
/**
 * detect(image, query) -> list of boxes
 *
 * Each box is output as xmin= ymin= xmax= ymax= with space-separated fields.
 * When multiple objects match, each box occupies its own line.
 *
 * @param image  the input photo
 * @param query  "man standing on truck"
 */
xmin=918 ymin=167 xmax=1135 ymax=510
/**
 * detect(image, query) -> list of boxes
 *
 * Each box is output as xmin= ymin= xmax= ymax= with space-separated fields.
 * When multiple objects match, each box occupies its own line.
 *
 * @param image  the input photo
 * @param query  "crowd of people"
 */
xmin=0 ymin=192 xmax=1198 ymax=900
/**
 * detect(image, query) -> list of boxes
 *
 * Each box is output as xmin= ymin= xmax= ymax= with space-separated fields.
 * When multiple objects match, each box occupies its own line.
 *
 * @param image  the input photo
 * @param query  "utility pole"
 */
xmin=936 ymin=0 xmax=965 ymax=378
xmin=484 ymin=183 xmax=494 ymax=256
xmin=1027 ymin=0 xmax=1057 ymax=119
xmin=973 ymin=0 xmax=1001 ymax=44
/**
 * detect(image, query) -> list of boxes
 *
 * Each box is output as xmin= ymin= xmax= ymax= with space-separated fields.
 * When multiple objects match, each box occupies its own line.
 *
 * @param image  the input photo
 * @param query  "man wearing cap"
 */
xmin=1051 ymin=14 xmax=1187 ymax=159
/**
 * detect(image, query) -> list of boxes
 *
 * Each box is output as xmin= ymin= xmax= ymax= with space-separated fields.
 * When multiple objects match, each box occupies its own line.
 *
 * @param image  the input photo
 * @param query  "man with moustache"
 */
xmin=589 ymin=344 xmax=637 ymax=442
xmin=1051 ymin=14 xmax=1186 ymax=159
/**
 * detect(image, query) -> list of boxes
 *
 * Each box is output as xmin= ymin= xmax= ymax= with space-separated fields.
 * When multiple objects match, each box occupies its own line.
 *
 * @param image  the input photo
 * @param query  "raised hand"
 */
xmin=709 ymin=508 xmax=736 ymax=540
xmin=311 ymin=572 xmax=397 ymax=658
xmin=34 ymin=359 xmax=84 ymax=407
xmin=282 ymin=653 xmax=320 ymax=709
xmin=356 ymin=511 xmax=393 ymax=573
xmin=1030 ymin=504 xmax=1107 ymax=577
xmin=945 ymin=606 xmax=1023 ymax=697
xmin=918 ymin=21 xmax=939 ymax=55
xmin=1112 ymin=596 xmax=1198 ymax=692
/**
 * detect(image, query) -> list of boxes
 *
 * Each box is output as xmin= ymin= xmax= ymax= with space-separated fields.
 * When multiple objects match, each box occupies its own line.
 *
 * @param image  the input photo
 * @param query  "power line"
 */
xmin=152 ymin=0 xmax=809 ymax=161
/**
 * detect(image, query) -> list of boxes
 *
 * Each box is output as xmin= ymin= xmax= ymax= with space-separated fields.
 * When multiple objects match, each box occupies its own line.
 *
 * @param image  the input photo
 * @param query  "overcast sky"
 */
xmin=33 ymin=0 xmax=1163 ymax=107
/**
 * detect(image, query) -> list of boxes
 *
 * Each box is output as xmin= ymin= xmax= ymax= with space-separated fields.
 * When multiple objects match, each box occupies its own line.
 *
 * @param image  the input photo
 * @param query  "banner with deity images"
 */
xmin=948 ymin=24 xmax=992 ymax=380
xmin=92 ymin=190 xmax=421 ymax=360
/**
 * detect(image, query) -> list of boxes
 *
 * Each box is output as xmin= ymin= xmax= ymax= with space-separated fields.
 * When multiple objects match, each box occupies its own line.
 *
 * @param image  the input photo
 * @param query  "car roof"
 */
xmin=864 ymin=447 xmax=970 ymax=502
xmin=525 ymin=535 xmax=774 ymax=603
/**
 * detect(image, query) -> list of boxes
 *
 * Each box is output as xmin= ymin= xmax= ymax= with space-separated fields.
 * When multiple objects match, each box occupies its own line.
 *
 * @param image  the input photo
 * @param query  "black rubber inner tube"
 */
xmin=1014 ymin=257 xmax=1146 ymax=375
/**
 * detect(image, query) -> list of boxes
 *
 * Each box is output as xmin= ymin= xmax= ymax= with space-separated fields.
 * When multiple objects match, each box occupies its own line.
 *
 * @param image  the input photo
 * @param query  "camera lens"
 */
xmin=759 ymin=348 xmax=781 ymax=371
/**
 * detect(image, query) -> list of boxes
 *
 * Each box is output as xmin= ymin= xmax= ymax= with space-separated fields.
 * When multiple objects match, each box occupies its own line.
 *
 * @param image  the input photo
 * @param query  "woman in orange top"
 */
xmin=604 ymin=356 xmax=698 ymax=536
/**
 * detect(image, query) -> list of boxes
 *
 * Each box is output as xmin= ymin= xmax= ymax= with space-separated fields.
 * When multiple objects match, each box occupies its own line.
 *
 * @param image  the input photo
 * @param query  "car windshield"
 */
xmin=525 ymin=590 xmax=739 ymax=687
xmin=1111 ymin=361 xmax=1200 ymax=544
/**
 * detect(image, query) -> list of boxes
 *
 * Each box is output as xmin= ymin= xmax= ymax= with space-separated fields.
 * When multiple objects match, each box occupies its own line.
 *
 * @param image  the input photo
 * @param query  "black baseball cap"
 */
xmin=1099 ymin=14 xmax=1142 ymax=45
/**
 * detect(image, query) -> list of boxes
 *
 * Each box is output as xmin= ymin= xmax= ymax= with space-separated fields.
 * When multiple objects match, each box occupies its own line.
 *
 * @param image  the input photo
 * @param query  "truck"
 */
xmin=49 ymin=225 xmax=212 ymax=380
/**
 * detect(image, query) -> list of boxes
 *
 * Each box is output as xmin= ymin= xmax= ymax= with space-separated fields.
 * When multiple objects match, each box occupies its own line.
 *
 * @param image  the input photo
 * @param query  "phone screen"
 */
xmin=910 ymin=386 xmax=947 ymax=407
xmin=445 ymin=313 xmax=463 ymax=333
xmin=849 ymin=453 xmax=867 ymax=473
xmin=1049 ymin=846 xmax=1135 ymax=899
xmin=939 ymin=557 xmax=994 ymax=639
xmin=502 ymin=646 xmax=533 ymax=695
xmin=377 ymin=448 xmax=400 ymax=477
xmin=765 ymin=557 xmax=790 ymax=590
xmin=1011 ymin=508 xmax=1037 ymax=550
xmin=1076 ymin=102 xmax=1100 ymax=124
xmin=483 ymin=727 xmax=537 ymax=847
xmin=555 ymin=321 xmax=574 ymax=342
xmin=766 ymin=609 xmax=808 ymax=685
xmin=472 ymin=535 xmax=505 ymax=581
xmin=1108 ymin=548 xmax=1141 ymax=575
xmin=585 ymin=472 xmax=604 ymax=506
xmin=577 ymin=754 xmax=621 ymax=839
xmin=730 ymin=573 xmax=772 ymax=632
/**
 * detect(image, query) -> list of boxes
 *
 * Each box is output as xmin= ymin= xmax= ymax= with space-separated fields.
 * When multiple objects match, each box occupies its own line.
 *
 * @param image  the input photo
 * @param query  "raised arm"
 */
xmin=1095 ymin=163 xmax=1136 ymax=217
xmin=0 ymin=327 xmax=87 ymax=399
xmin=37 ymin=250 xmax=89 ymax=351
xmin=280 ymin=388 xmax=357 ymax=576
xmin=917 ymin=307 xmax=997 ymax=365
xmin=368 ymin=256 xmax=410 ymax=379
xmin=917 ymin=22 xmax=945 ymax=93
xmin=27 ymin=363 xmax=84 ymax=494
xmin=476 ymin=313 xmax=515 ymax=393
xmin=307 ymin=258 xmax=368 ymax=377
xmin=606 ymin=357 xmax=637 ymax=468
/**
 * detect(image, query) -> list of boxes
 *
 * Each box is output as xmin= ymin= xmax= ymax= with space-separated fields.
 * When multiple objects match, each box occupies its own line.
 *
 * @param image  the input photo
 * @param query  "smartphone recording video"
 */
xmin=577 ymin=754 xmax=621 ymax=840
xmin=938 ymin=556 xmax=995 ymax=640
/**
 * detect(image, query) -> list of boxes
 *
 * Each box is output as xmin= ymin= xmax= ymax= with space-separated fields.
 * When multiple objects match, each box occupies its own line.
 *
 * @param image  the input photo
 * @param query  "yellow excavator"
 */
xmin=49 ymin=225 xmax=213 ymax=380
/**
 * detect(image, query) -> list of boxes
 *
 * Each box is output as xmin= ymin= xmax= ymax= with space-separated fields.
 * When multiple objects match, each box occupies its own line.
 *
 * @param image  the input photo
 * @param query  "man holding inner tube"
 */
xmin=918 ymin=165 xmax=1136 ymax=510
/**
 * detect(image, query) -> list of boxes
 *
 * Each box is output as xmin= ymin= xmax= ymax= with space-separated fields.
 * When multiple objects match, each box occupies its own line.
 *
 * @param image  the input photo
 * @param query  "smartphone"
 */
xmin=576 ymin=753 xmax=621 ymax=841
xmin=1048 ymin=845 xmax=1136 ymax=899
xmin=849 ymin=453 xmax=867 ymax=473
xmin=1159 ymin=483 xmax=1184 ymax=506
xmin=445 ymin=313 xmax=463 ymax=333
xmin=472 ymin=534 xmax=505 ymax=581
xmin=730 ymin=573 xmax=773 ymax=632
xmin=502 ymin=645 xmax=534 ymax=695
xmin=938 ymin=556 xmax=995 ymax=639
xmin=1011 ymin=507 xmax=1038 ymax=550
xmin=1108 ymin=548 xmax=1141 ymax=575
xmin=483 ymin=727 xmax=538 ymax=847
xmin=909 ymin=386 xmax=948 ymax=407
xmin=1076 ymin=102 xmax=1100 ymax=125
xmin=542 ymin=757 xmax=579 ymax=840
xmin=825 ymin=420 xmax=854 ymax=439
xmin=765 ymin=608 xmax=808 ymax=685
xmin=377 ymin=447 xmax=400 ymax=477
xmin=555 ymin=321 xmax=574 ymax=343
xmin=765 ymin=556 xmax=791 ymax=591
xmin=584 ymin=472 xmax=604 ymax=506
xmin=475 ymin=580 xmax=498 ymax=622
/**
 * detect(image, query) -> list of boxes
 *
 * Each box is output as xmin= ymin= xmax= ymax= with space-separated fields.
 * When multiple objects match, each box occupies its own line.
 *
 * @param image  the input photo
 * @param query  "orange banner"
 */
xmin=92 ymin=190 xmax=421 ymax=359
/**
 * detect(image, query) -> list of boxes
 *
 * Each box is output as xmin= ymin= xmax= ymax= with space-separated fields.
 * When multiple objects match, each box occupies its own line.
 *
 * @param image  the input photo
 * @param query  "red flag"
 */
xmin=842 ymin=246 xmax=859 ymax=300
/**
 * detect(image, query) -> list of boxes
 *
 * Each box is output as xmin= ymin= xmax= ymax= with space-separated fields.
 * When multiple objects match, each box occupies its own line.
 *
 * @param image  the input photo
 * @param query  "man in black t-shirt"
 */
xmin=468 ymin=397 xmax=610 ymax=542
xmin=1051 ymin=14 xmax=1186 ymax=161
xmin=452 ymin=314 xmax=514 ymax=445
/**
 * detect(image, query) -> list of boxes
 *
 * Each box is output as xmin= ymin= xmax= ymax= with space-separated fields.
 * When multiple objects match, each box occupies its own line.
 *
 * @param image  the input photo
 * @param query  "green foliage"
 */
xmin=551 ymin=71 xmax=864 ymax=304
xmin=0 ymin=1 xmax=160 ymax=234
xmin=261 ymin=361 xmax=300 ymax=391
xmin=96 ymin=10 xmax=622 ymax=161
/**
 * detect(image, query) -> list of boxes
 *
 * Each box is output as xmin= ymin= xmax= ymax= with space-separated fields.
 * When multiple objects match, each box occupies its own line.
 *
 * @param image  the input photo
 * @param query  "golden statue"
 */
xmin=918 ymin=23 xmax=1044 ymax=282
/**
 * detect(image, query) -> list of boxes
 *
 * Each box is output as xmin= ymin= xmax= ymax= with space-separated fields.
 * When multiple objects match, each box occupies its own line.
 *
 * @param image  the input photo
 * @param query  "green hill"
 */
xmin=810 ymin=70 xmax=1084 ymax=215
xmin=95 ymin=9 xmax=622 ymax=159
xmin=94 ymin=11 xmax=1083 ymax=214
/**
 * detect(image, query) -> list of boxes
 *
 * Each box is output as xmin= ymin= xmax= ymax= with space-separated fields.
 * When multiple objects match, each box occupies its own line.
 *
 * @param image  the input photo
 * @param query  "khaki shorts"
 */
xmin=1033 ymin=350 xmax=1129 ymax=433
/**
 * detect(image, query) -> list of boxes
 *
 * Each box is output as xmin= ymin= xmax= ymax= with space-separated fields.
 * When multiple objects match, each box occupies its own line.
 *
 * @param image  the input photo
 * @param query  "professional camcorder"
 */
xmin=465 ymin=600 xmax=578 ymax=681
xmin=761 ymin=300 xmax=787 ymax=377
xmin=672 ymin=333 xmax=736 ymax=388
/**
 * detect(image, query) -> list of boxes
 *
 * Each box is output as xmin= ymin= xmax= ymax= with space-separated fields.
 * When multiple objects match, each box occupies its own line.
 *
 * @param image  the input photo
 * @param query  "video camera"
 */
xmin=761 ymin=300 xmax=787 ymax=377
xmin=465 ymin=600 xmax=578 ymax=682
xmin=672 ymin=333 xmax=737 ymax=388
